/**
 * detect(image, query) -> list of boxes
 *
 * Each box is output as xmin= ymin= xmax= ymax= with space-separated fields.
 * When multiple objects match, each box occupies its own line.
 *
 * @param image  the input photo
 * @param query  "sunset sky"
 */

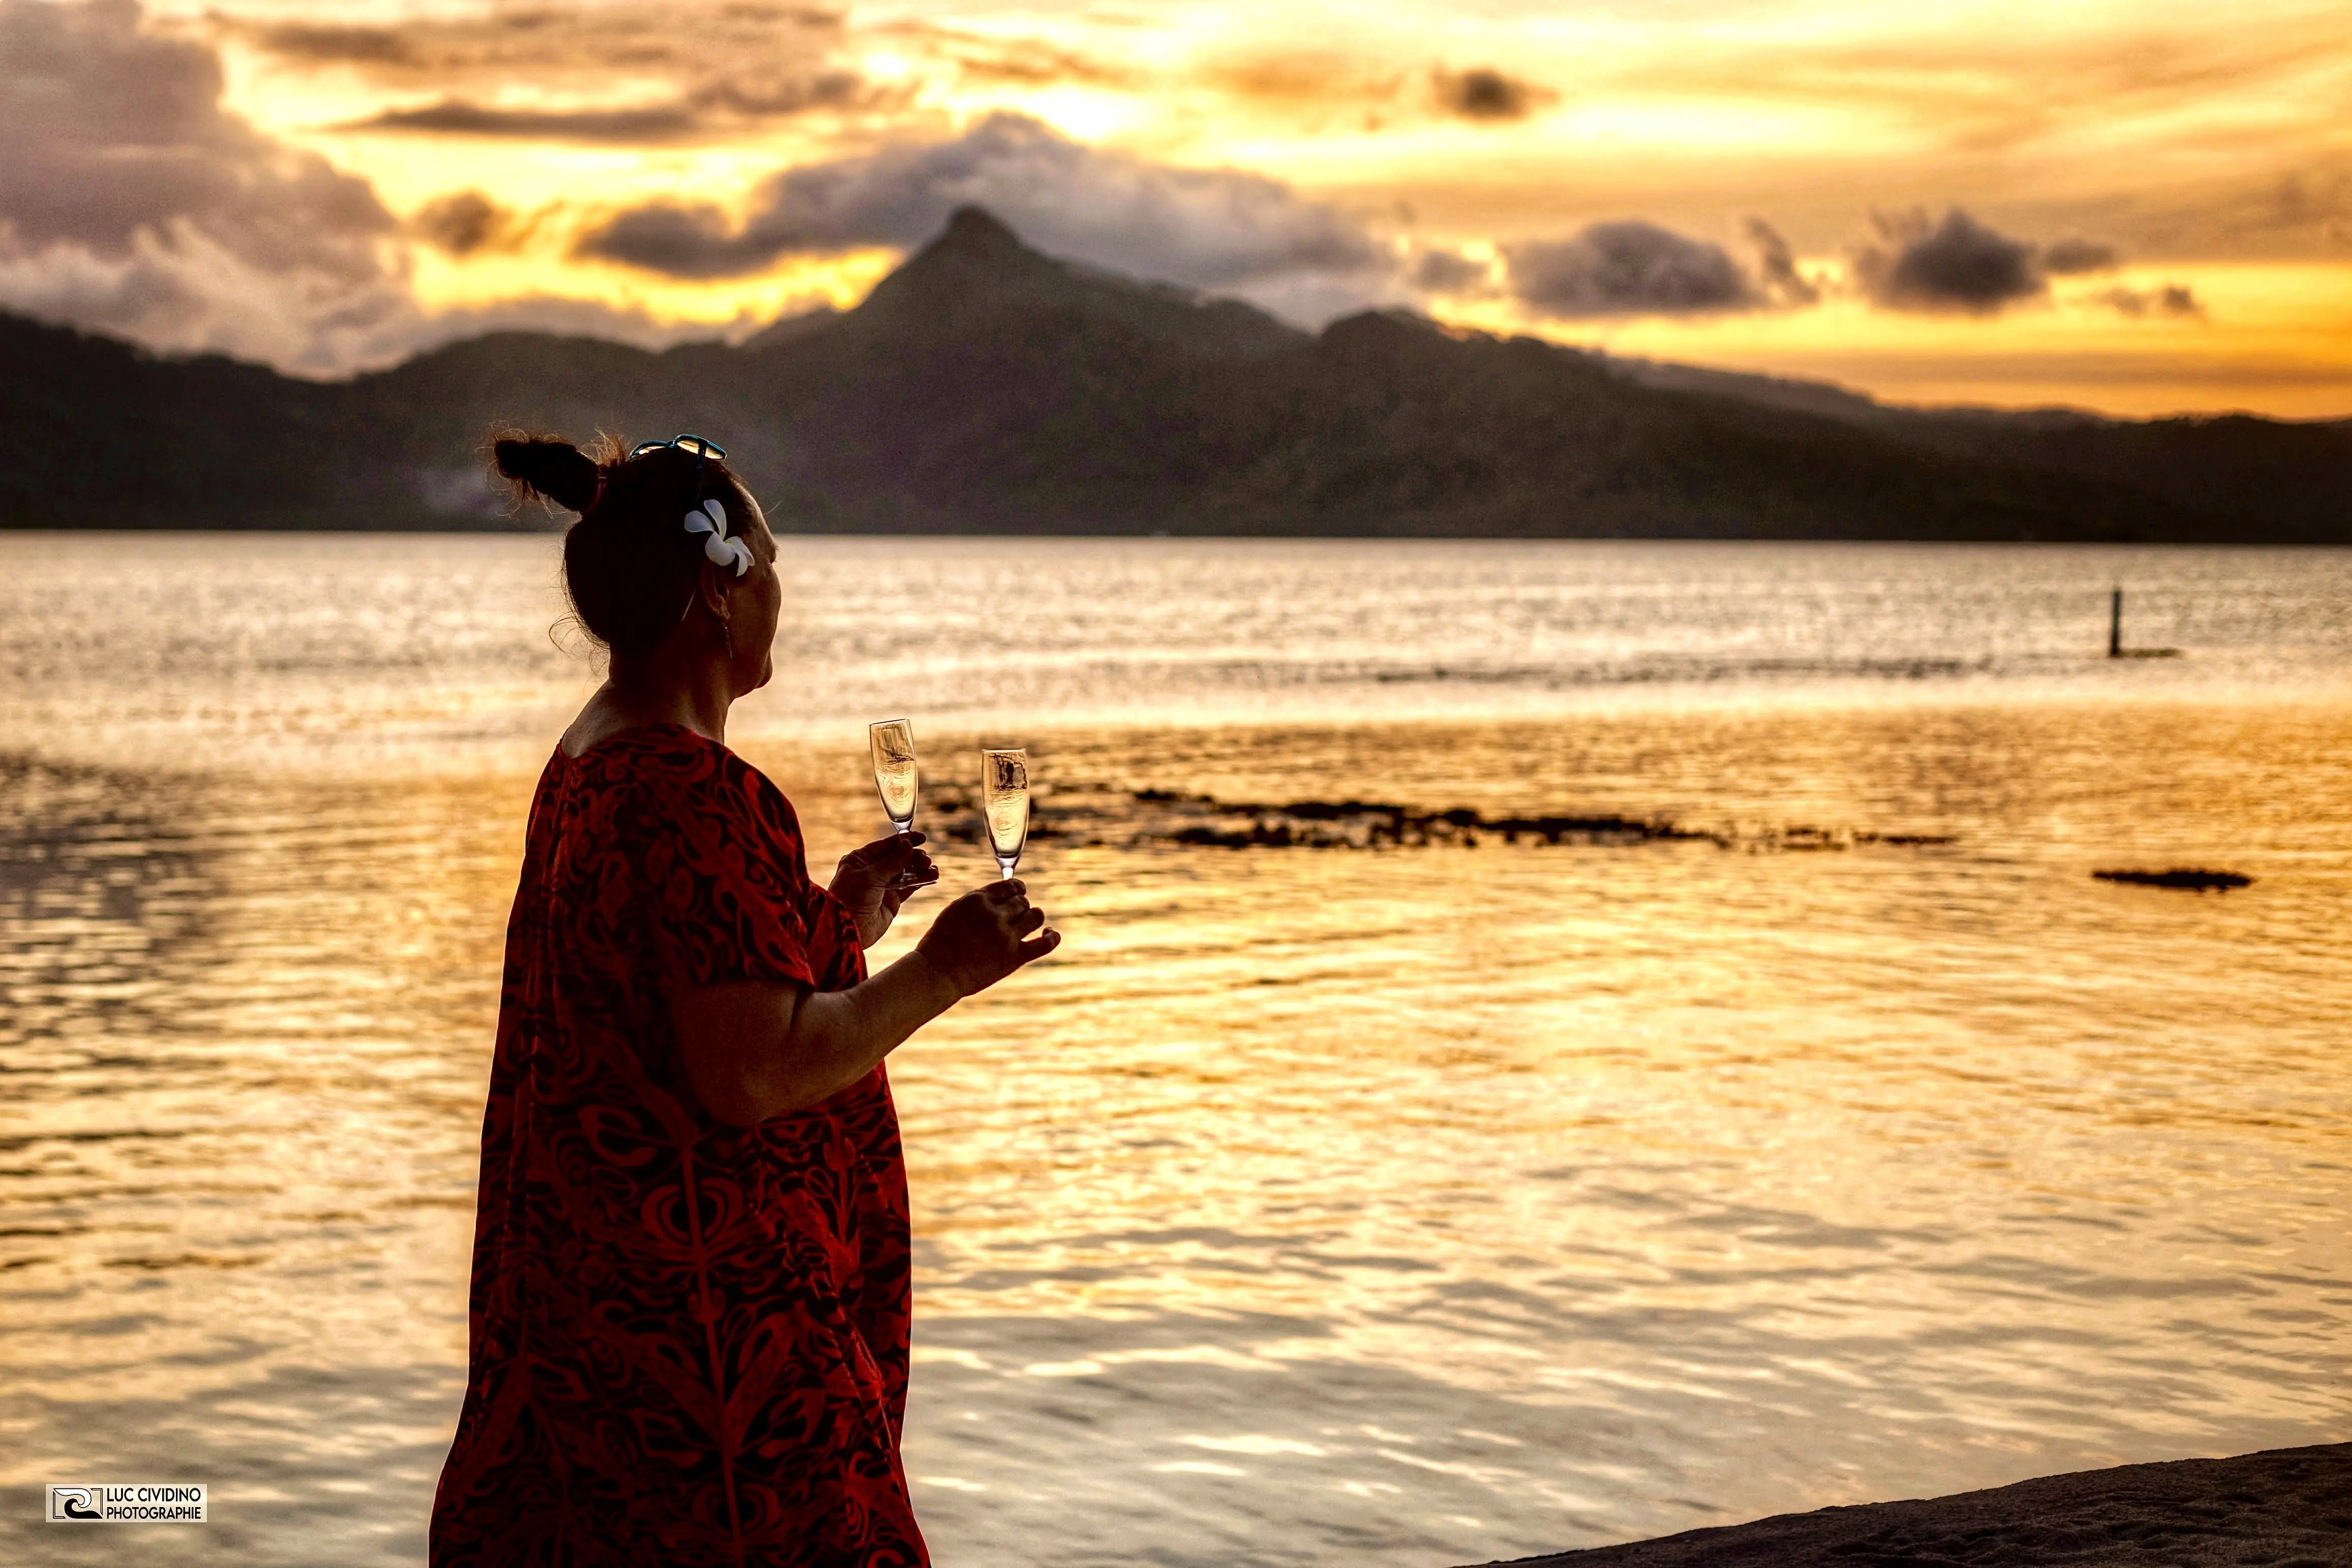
xmin=6 ymin=0 xmax=2350 ymax=415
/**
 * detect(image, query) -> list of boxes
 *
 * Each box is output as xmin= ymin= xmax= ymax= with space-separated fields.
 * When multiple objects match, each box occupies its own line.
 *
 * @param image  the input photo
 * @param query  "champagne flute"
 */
xmin=981 ymin=748 xmax=1030 ymax=881
xmin=868 ymin=719 xmax=936 ymax=890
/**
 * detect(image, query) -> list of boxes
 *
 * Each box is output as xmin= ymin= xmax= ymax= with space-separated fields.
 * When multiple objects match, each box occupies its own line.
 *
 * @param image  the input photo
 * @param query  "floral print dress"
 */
xmin=431 ymin=726 xmax=925 ymax=1568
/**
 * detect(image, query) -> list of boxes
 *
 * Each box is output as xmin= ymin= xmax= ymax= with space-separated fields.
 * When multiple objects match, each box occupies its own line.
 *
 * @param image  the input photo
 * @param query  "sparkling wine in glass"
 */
xmin=981 ymin=748 xmax=1030 ymax=881
xmin=869 ymin=719 xmax=935 ymax=890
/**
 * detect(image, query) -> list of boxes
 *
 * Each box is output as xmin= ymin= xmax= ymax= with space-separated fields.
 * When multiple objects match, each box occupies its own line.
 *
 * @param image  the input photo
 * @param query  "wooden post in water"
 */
xmin=2109 ymin=588 xmax=2123 ymax=658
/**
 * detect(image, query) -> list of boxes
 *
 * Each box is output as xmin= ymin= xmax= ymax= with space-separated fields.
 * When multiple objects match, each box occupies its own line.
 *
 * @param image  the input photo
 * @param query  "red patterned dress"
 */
xmin=431 ymin=725 xmax=926 ymax=1567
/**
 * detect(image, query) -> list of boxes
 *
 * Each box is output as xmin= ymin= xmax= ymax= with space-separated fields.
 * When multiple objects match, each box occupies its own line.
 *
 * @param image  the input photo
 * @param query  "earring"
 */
xmin=719 ymin=613 xmax=733 ymax=661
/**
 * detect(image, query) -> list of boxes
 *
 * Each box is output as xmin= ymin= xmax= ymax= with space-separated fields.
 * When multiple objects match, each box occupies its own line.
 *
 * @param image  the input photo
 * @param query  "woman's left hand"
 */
xmin=829 ymin=833 xmax=938 ymax=948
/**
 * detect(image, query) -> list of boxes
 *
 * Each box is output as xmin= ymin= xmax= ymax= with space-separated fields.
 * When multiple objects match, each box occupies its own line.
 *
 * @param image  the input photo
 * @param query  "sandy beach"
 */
xmin=1475 ymin=1444 xmax=2352 ymax=1567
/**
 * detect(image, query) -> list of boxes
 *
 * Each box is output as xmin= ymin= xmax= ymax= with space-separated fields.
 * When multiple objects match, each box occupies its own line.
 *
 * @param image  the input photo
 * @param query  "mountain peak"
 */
xmin=838 ymin=205 xmax=1309 ymax=363
xmin=895 ymin=204 xmax=1056 ymax=283
xmin=936 ymin=204 xmax=1024 ymax=255
xmin=850 ymin=204 xmax=1073 ymax=326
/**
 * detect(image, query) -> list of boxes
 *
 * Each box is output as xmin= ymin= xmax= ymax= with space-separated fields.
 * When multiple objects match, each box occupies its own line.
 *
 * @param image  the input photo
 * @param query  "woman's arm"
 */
xmin=671 ymin=879 xmax=1057 ymax=1126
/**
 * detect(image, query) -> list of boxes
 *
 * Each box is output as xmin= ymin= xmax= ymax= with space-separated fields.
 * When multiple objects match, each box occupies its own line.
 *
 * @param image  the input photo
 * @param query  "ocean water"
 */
xmin=1 ymin=533 xmax=2347 ymax=1566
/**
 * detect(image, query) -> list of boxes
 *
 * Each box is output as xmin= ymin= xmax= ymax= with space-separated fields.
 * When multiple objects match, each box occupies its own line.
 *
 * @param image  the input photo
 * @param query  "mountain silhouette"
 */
xmin=5 ymin=205 xmax=2346 ymax=539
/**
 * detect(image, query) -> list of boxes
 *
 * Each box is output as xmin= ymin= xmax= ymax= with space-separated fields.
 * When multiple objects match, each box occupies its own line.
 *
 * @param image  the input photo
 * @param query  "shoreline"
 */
xmin=1467 ymin=1444 xmax=2351 ymax=1567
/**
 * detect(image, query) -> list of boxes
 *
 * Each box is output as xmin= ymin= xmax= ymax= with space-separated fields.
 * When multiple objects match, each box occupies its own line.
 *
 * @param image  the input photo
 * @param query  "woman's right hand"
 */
xmin=915 ymin=879 xmax=1060 ymax=996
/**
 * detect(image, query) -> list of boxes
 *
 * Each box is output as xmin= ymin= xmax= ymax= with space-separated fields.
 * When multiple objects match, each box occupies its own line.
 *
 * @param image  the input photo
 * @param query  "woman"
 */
xmin=431 ymin=434 xmax=1058 ymax=1566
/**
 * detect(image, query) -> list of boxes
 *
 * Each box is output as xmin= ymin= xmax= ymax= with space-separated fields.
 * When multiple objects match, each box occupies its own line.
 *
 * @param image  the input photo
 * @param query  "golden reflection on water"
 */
xmin=788 ymin=705 xmax=2350 ymax=1558
xmin=3 ymin=690 xmax=2349 ymax=1557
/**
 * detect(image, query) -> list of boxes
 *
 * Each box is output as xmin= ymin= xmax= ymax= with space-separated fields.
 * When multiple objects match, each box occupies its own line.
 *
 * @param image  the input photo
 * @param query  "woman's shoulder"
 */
xmin=559 ymin=726 xmax=804 ymax=848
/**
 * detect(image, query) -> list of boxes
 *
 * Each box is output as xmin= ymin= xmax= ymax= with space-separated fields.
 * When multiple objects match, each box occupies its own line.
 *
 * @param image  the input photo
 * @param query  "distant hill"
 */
xmin=6 ymin=206 xmax=2347 ymax=540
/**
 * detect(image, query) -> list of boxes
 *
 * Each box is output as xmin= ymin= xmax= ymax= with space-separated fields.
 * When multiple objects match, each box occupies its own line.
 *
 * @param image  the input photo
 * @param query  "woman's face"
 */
xmin=724 ymin=488 xmax=783 ymax=694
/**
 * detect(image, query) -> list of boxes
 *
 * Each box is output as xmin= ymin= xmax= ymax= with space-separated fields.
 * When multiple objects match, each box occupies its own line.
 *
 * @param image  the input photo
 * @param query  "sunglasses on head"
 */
xmin=628 ymin=433 xmax=728 ymax=508
xmin=627 ymin=434 xmax=726 ymax=462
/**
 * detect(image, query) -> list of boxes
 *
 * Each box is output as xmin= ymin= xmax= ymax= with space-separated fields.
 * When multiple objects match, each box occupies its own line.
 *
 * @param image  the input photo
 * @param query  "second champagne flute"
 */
xmin=980 ymin=748 xmax=1030 ymax=881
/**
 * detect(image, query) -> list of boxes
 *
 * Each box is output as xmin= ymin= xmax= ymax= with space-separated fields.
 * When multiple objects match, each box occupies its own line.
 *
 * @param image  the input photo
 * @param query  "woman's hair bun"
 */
xmin=494 ymin=436 xmax=602 ymax=514
xmin=483 ymin=424 xmax=752 ymax=658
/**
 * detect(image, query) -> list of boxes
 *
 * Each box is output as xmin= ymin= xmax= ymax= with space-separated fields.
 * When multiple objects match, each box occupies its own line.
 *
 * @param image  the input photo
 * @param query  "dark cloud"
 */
xmin=580 ymin=204 xmax=763 ymax=278
xmin=247 ymin=21 xmax=419 ymax=66
xmin=2093 ymin=283 xmax=2203 ymax=319
xmin=1743 ymin=217 xmax=1820 ymax=306
xmin=1502 ymin=221 xmax=1758 ymax=318
xmin=1408 ymin=247 xmax=1494 ymax=295
xmin=576 ymin=113 xmax=1383 ymax=293
xmin=1851 ymin=209 xmax=2134 ymax=312
xmin=1432 ymin=68 xmax=1552 ymax=121
xmin=1852 ymin=208 xmax=2044 ymax=314
xmin=351 ymin=100 xmax=704 ymax=142
xmin=0 ymin=0 xmax=406 ymax=369
xmin=409 ymin=192 xmax=531 ymax=257
xmin=2042 ymin=236 xmax=2120 ymax=274
xmin=344 ymin=75 xmax=869 ymax=142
